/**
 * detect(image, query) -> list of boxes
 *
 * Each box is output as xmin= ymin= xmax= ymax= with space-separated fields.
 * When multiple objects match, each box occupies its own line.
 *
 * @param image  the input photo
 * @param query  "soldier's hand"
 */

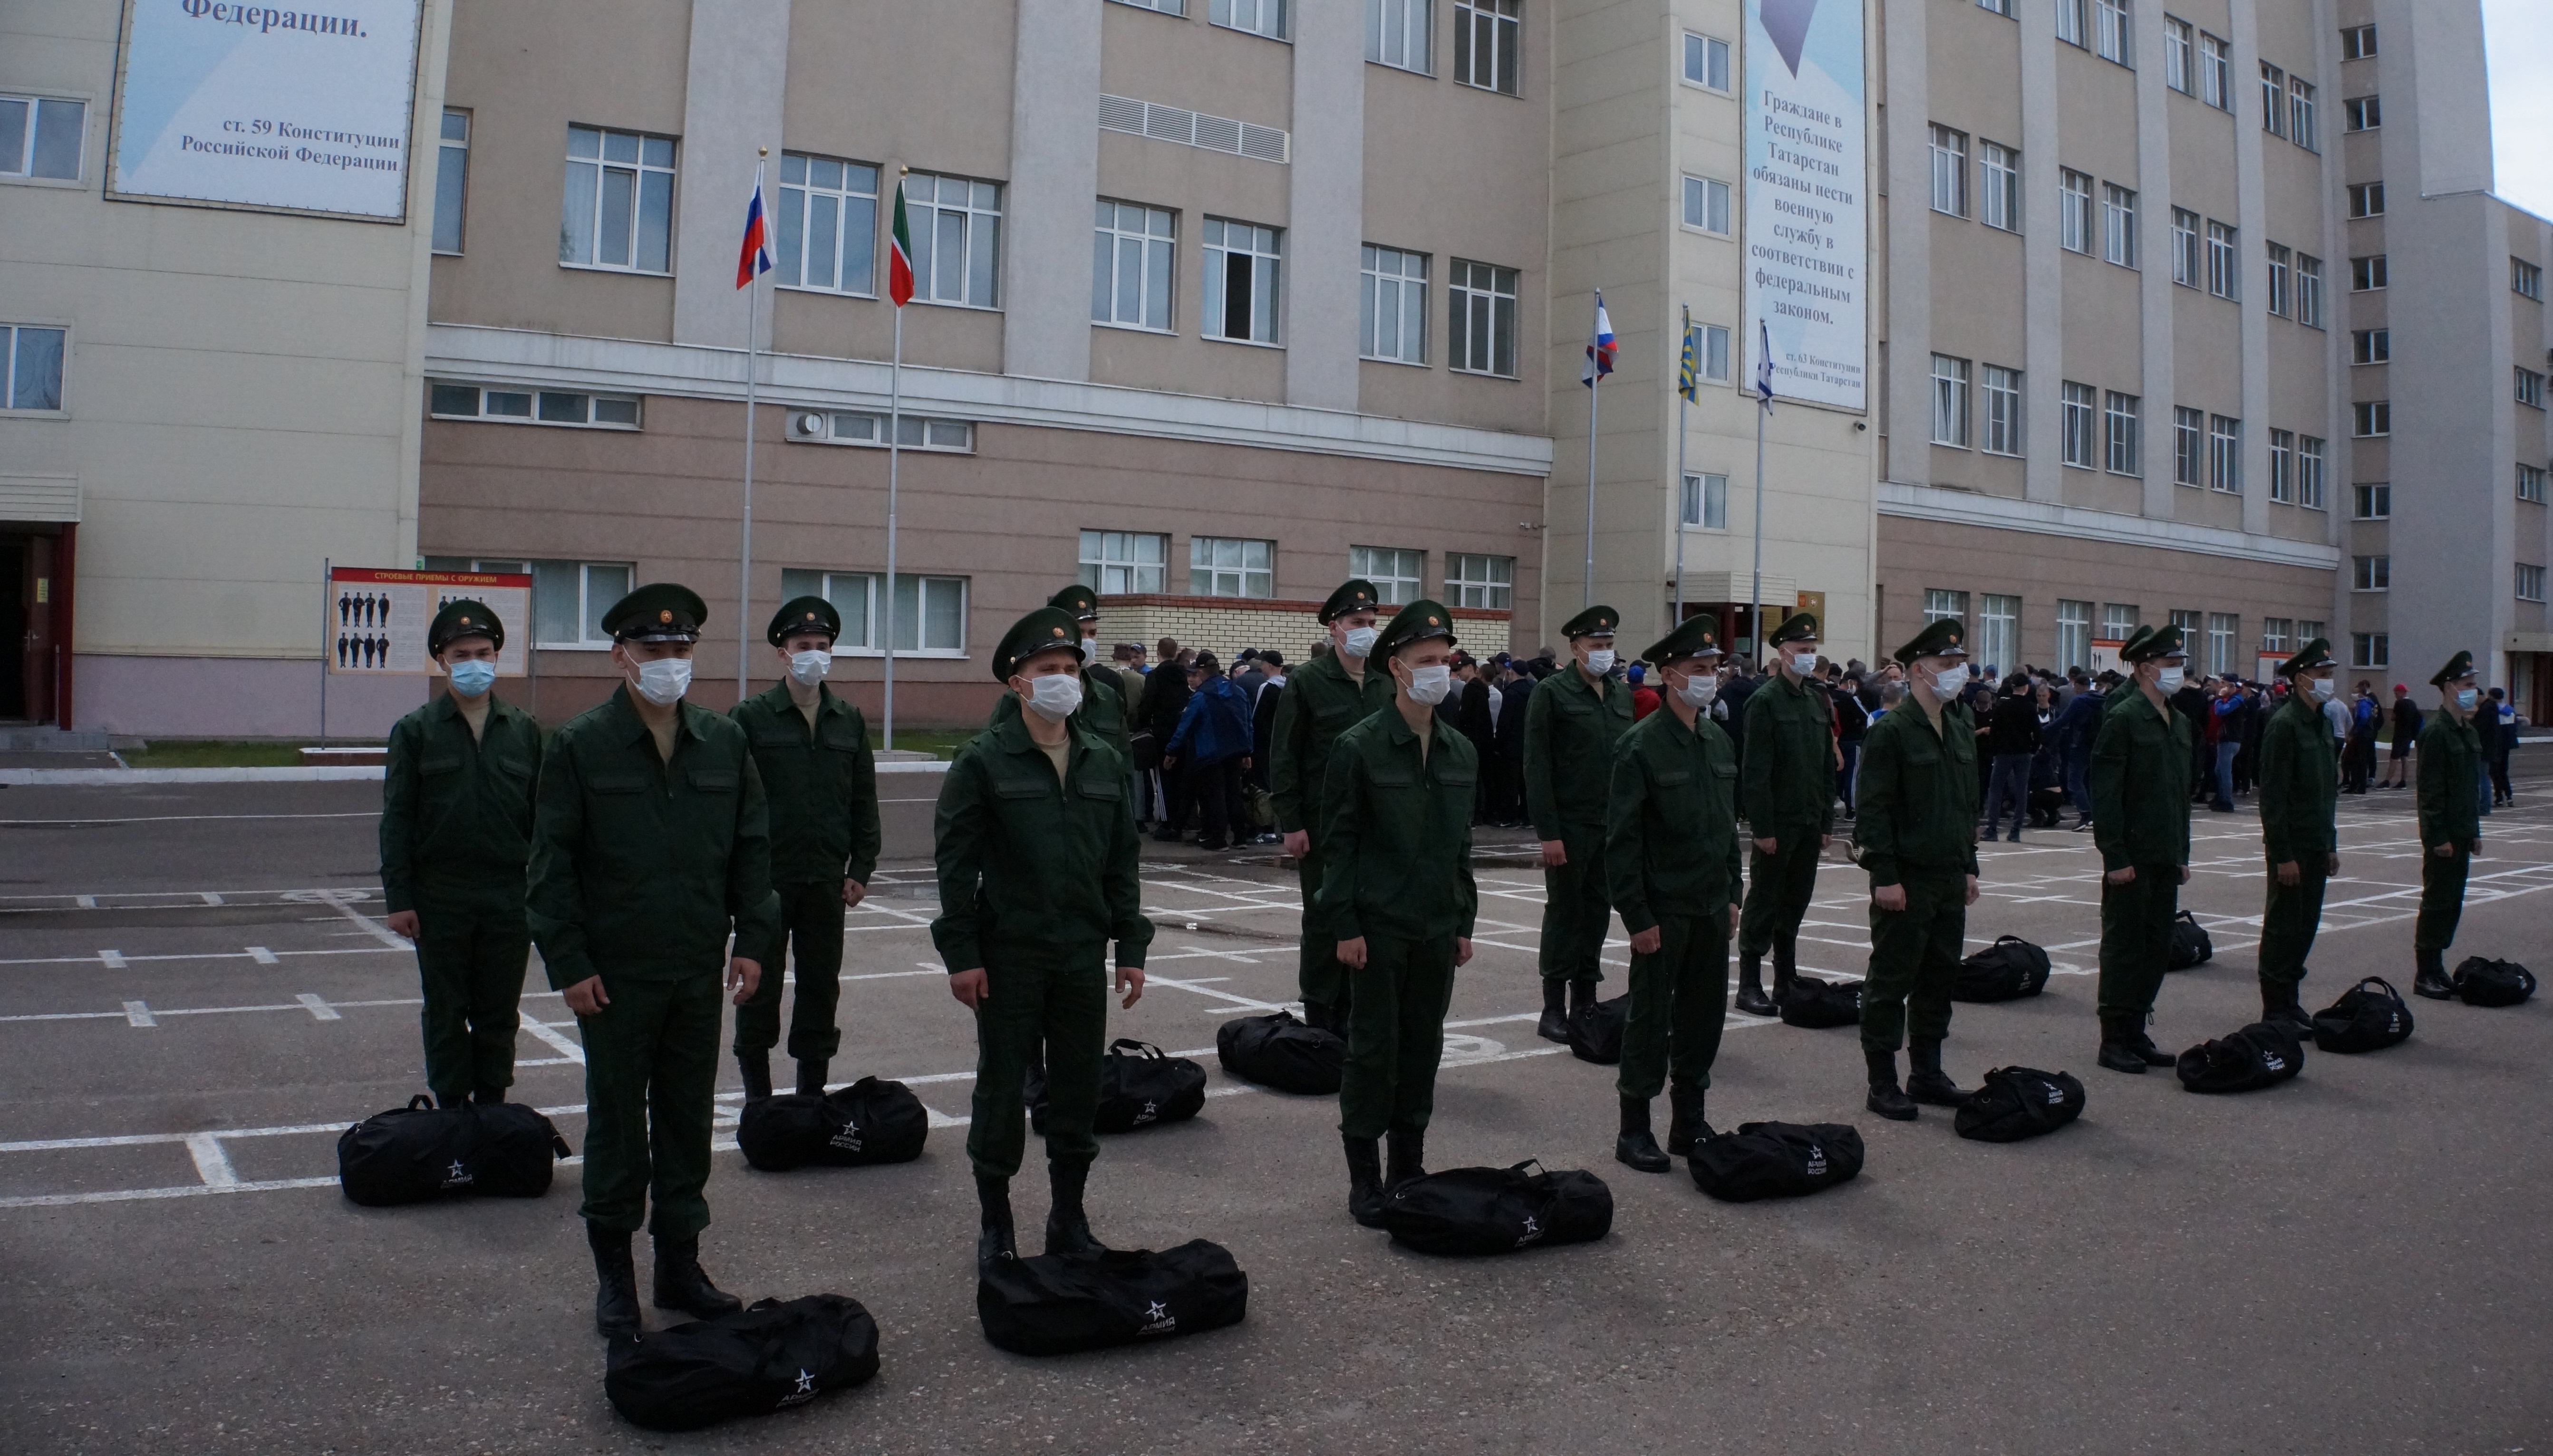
xmin=2469 ymin=838 xmax=2484 ymax=857
xmin=727 ymin=956 xmax=761 ymax=1005
xmin=1629 ymin=926 xmax=1662 ymax=955
xmin=1337 ymin=936 xmax=1369 ymax=969
xmin=842 ymin=878 xmax=867 ymax=907
xmin=562 ymin=975 xmax=609 ymax=1017
xmin=2275 ymin=860 xmax=2301 ymax=887
xmin=1455 ymin=937 xmax=1474 ymax=967
xmin=1872 ymin=883 xmax=1908 ymax=913
xmin=2327 ymin=853 xmax=2340 ymax=874
xmin=384 ymin=910 xmax=420 ymax=940
xmin=2104 ymin=866 xmax=2137 ymax=885
xmin=948 ymin=968 xmax=989 ymax=1008
xmin=1726 ymin=903 xmax=1740 ymax=935
xmin=1963 ymin=874 xmax=1980 ymax=906
xmin=2176 ymin=866 xmax=2191 ymax=883
xmin=1283 ymin=829 xmax=1311 ymax=860
xmin=1753 ymin=837 xmax=1778 ymax=855
xmin=1819 ymin=834 xmax=1832 ymax=850
xmin=1115 ymin=964 xmax=1145 ymax=1008
xmin=1540 ymin=839 xmax=1568 ymax=867
xmin=2431 ymin=843 xmax=2452 ymax=858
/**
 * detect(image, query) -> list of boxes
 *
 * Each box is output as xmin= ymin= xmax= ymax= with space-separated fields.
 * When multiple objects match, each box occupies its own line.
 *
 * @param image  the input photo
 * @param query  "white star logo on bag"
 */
xmin=795 ymin=1369 xmax=815 ymax=1395
xmin=1146 ymin=1302 xmax=1168 ymax=1321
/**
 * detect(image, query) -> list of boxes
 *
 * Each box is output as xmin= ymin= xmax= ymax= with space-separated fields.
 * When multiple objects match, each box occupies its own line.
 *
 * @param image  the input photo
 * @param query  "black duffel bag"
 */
xmin=1778 ymin=976 xmax=1861 ymax=1029
xmin=1380 ymin=1159 xmax=1614 ymax=1256
xmin=2176 ymin=1021 xmax=2304 ymax=1093
xmin=1953 ymin=1067 xmax=2087 ymax=1142
xmin=737 ymin=1077 xmax=929 ymax=1172
xmin=1215 ymin=1011 xmax=1344 ymax=1095
xmin=2452 ymin=957 xmax=2538 ymax=1007
xmin=1953 ymin=936 xmax=2052 ymax=1002
xmin=604 ymin=1293 xmax=880 ymax=1431
xmin=2166 ymin=911 xmax=2214 ymax=970
xmin=1027 ymin=1039 xmax=1208 ymax=1135
xmin=1566 ymin=993 xmax=1631 ymax=1065
xmin=337 ymin=1096 xmax=571 ymax=1206
xmin=977 ymin=1241 xmax=1248 ymax=1356
xmin=1690 ymin=1121 xmax=1864 ymax=1201
xmin=2311 ymin=977 xmax=2415 ymax=1052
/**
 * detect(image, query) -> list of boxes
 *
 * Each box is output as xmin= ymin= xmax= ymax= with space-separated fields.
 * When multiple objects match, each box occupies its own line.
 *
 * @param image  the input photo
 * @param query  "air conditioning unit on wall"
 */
xmin=787 ymin=411 xmax=828 ymax=440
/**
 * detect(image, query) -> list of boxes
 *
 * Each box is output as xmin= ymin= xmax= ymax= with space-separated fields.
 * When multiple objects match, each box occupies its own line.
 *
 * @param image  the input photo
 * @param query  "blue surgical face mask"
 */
xmin=447 ymin=659 xmax=497 ymax=696
xmin=2456 ymin=688 xmax=2478 ymax=711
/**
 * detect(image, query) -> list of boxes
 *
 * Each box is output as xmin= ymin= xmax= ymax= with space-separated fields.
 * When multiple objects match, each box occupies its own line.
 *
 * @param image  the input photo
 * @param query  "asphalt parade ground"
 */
xmin=2 ymin=766 xmax=2549 ymax=1454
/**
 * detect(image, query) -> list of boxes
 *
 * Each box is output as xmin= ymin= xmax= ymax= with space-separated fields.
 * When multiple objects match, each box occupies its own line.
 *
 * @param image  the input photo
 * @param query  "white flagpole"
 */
xmin=884 ymin=290 xmax=903 ymax=751
xmin=736 ymin=152 xmax=766 ymax=706
xmin=1583 ymin=290 xmax=1601 ymax=611
xmin=1674 ymin=324 xmax=1689 ymax=629
xmin=1750 ymin=378 xmax=1766 ymax=668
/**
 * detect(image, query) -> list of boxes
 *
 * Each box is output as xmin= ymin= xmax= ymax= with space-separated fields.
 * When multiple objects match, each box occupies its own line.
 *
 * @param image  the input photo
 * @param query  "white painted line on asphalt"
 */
xmin=520 ymin=1017 xmax=586 ymax=1065
xmin=248 ymin=946 xmax=279 ymax=965
xmin=75 ymin=895 xmax=97 ymax=909
xmin=0 ymin=810 xmax=383 ymax=825
xmin=201 ymin=893 xmax=224 ymax=905
xmin=184 ymin=1133 xmax=242 ymax=1187
xmin=326 ymin=895 xmax=413 ymax=951
xmin=0 ymin=767 xmax=384 ymax=785
xmin=99 ymin=949 xmax=126 ymax=968
xmin=122 ymin=1001 xmax=154 ymax=1028
xmin=297 ymin=993 xmax=341 ymax=1022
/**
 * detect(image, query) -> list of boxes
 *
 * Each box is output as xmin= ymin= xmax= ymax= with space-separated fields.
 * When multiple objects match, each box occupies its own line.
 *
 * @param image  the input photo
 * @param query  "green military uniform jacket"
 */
xmin=2416 ymin=710 xmax=2483 ymax=848
xmin=1523 ymin=666 xmax=1635 ymax=838
xmin=1317 ymin=711 xmax=1479 ymax=943
xmin=1604 ymin=706 xmax=1742 ymax=933
xmin=1741 ymin=672 xmax=1838 ymax=837
xmin=1078 ymin=660 xmax=1132 ymax=757
xmin=1270 ymin=652 xmax=1395 ymax=836
xmin=2257 ymin=692 xmax=2339 ymax=864
xmin=2089 ymin=686 xmax=2195 ymax=871
xmin=1852 ymin=697 xmax=1981 ymax=887
xmin=380 ymin=692 xmax=544 ymax=913
xmin=730 ymin=683 xmax=881 ymax=887
xmin=526 ymin=687 xmax=782 ymax=988
xmin=931 ymin=709 xmax=1154 ymax=973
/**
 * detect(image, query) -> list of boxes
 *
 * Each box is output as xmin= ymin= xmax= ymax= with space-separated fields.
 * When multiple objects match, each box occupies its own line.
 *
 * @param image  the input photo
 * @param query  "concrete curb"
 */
xmin=0 ymin=760 xmax=955 ymax=786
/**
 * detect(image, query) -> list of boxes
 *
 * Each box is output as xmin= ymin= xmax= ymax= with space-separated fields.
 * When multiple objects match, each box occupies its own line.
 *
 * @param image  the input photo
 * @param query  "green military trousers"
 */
xmin=1296 ymin=841 xmax=1354 ymax=1022
xmin=2097 ymin=865 xmax=2182 ymax=1019
xmin=2256 ymin=857 xmax=2330 ymax=990
xmin=576 ymin=970 xmax=722 ymax=1239
xmin=412 ymin=890 xmax=530 ymax=1106
xmin=1738 ymin=834 xmax=1822 ymax=962
xmin=1339 ymin=936 xmax=1459 ymax=1140
xmin=732 ymin=881 xmax=846 ymax=1062
xmin=1617 ymin=914 xmax=1730 ymax=1101
xmin=2414 ymin=847 xmax=2471 ymax=954
xmin=1860 ymin=872 xmax=1966 ymax=1051
xmin=967 ymin=952 xmax=1106 ymax=1180
xmin=1538 ymin=823 xmax=1611 ymax=984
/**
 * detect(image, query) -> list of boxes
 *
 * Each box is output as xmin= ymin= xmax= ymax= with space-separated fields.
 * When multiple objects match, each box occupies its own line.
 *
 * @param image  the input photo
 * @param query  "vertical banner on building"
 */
xmin=327 ymin=568 xmax=532 ymax=675
xmin=1741 ymin=0 xmax=1868 ymax=412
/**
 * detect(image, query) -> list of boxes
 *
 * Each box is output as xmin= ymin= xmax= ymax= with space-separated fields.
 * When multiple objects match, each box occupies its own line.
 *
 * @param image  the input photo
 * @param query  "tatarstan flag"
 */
xmin=887 ymin=175 xmax=914 ymax=306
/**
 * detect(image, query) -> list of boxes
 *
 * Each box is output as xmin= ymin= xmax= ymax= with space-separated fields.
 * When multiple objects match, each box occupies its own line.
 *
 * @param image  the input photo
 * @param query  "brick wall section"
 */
xmin=1093 ymin=594 xmax=1511 ymax=665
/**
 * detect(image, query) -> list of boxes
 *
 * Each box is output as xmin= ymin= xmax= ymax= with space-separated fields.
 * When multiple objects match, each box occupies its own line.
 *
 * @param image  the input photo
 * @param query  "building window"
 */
xmin=2205 ymin=221 xmax=2239 ymax=299
xmin=1981 ymin=365 xmax=2022 ymax=456
xmin=2520 ymin=564 xmax=2548 ymax=603
xmin=2056 ymin=0 xmax=2087 ymax=48
xmin=778 ymin=570 xmax=876 ymax=652
xmin=2295 ymin=254 xmax=2324 ymax=326
xmin=802 ymin=411 xmax=974 ymax=452
xmin=1113 ymin=0 xmax=1185 ymax=13
xmin=2105 ymin=392 xmax=2141 ymax=474
xmin=1453 ymin=0 xmax=1520 ymax=95
xmin=1979 ymin=595 xmax=2020 ymax=673
xmin=2209 ymin=415 xmax=2241 ymax=492
xmin=2172 ymin=406 xmax=2204 ymax=486
xmin=2103 ymin=184 xmax=2137 ymax=266
xmin=2353 ymin=482 xmax=2392 ymax=519
xmin=1930 ymin=126 xmax=1968 ymax=217
xmin=906 ymin=172 xmax=1004 ymax=308
xmin=1369 ymin=0 xmax=1432 ymax=73
xmin=428 ymin=382 xmax=640 ymax=429
xmin=1977 ymin=0 xmax=2013 ymax=15
xmin=1094 ymin=201 xmax=1177 ymax=331
xmin=1683 ymin=32 xmax=1731 ymax=91
xmin=881 ymin=575 xmax=968 ymax=654
xmin=0 ymin=324 xmax=66 ymax=411
xmin=2267 ymin=429 xmax=2294 ymax=502
xmin=2344 ymin=96 xmax=2381 ymax=132
xmin=1350 ymin=545 xmax=1426 ymax=605
xmin=1444 ymin=551 xmax=1514 ymax=608
xmin=2351 ymin=328 xmax=2389 ymax=364
xmin=1211 ymin=0 xmax=1287 ymax=39
xmin=2164 ymin=17 xmax=2194 ymax=93
xmin=2351 ymin=632 xmax=2388 ymax=668
xmin=1931 ymin=354 xmax=1972 ymax=447
xmin=2171 ymin=208 xmax=2201 ymax=286
xmin=2290 ymin=78 xmax=2318 ymax=150
xmin=2206 ymin=613 xmax=2237 ymax=675
xmin=1192 ymin=536 xmax=1276 ymax=598
xmin=2057 ymin=600 xmax=2093 ymax=670
xmin=2351 ymin=254 xmax=2387 ymax=291
xmin=532 ymin=561 xmax=635 ymax=648
xmin=1681 ymin=472 xmax=1729 ymax=529
xmin=2298 ymin=436 xmax=2326 ymax=508
xmin=431 ymin=110 xmax=469 ymax=254
xmin=1923 ymin=588 xmax=1970 ymax=627
xmin=2060 ymin=169 xmax=2093 ymax=253
xmin=1359 ymin=246 xmax=1428 ymax=364
xmin=2168 ymin=609 xmax=2204 ymax=644
xmin=2352 ymin=400 xmax=2390 ymax=437
xmin=1448 ymin=259 xmax=1518 ymax=376
xmin=1684 ymin=174 xmax=1733 ymax=236
xmin=2060 ymin=382 xmax=2097 ymax=468
xmin=2096 ymin=0 xmax=2132 ymax=65
xmin=561 ymin=126 xmax=675 ymax=273
xmin=2103 ymin=602 xmax=2139 ymax=640
xmin=2513 ymin=258 xmax=2544 ymax=301
xmin=2260 ymin=63 xmax=2287 ymax=137
xmin=2299 ymin=618 xmax=2326 ymax=644
xmin=2347 ymin=182 xmax=2385 ymax=219
xmin=2352 ymin=555 xmax=2389 ymax=592
xmin=1696 ymin=323 xmax=1731 ymax=382
xmin=1203 ymin=218 xmax=1282 ymax=344
xmin=2265 ymin=242 xmax=2291 ymax=316
xmin=2520 ymin=368 xmax=2547 ymax=409
xmin=2340 ymin=24 xmax=2376 ymax=61
xmin=1977 ymin=142 xmax=2020 ymax=231
xmin=779 ymin=153 xmax=881 ymax=297
xmin=0 ymin=93 xmax=84 ymax=180
xmin=2262 ymin=617 xmax=2291 ymax=654
xmin=2200 ymin=32 xmax=2232 ymax=108
xmin=1079 ymin=530 xmax=1170 ymax=595
xmin=2520 ymin=464 xmax=2548 ymax=504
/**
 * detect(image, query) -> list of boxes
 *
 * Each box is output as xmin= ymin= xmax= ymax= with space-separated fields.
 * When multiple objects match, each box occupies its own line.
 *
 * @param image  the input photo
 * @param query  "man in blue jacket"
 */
xmin=2048 ymin=672 xmax=2108 ymax=832
xmin=1164 ymin=650 xmax=1254 ymax=850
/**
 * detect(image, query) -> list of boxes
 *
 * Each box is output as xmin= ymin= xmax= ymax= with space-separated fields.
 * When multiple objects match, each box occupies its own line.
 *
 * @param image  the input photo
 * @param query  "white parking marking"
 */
xmin=99 ymin=949 xmax=126 ymax=968
xmin=520 ymin=1017 xmax=586 ymax=1065
xmin=296 ymin=993 xmax=341 ymax=1022
xmin=122 ymin=1001 xmax=154 ymax=1027
xmin=247 ymin=946 xmax=279 ymax=964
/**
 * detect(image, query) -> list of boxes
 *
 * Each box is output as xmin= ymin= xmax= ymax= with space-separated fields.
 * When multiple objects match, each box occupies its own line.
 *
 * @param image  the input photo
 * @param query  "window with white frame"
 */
xmin=1350 ymin=545 xmax=1426 ymax=605
xmin=2164 ymin=17 xmax=2194 ymax=93
xmin=1684 ymin=174 xmax=1732 ymax=235
xmin=2267 ymin=429 xmax=2294 ymax=501
xmin=2056 ymin=0 xmax=2087 ymax=47
xmin=2350 ymin=328 xmax=2389 ymax=364
xmin=2521 ymin=368 xmax=2547 ymax=409
xmin=1682 ymin=472 xmax=1729 ymax=529
xmin=1696 ymin=323 xmax=1731 ymax=382
xmin=0 ymin=93 xmax=84 ymax=180
xmin=1454 ymin=0 xmax=1520 ymax=95
xmin=1204 ymin=218 xmax=1282 ymax=344
xmin=2520 ymin=564 xmax=2548 ymax=603
xmin=1444 ymin=552 xmax=1514 ymax=609
xmin=2266 ymin=242 xmax=2291 ymax=315
xmin=1369 ymin=0 xmax=1432 ymax=72
xmin=2298 ymin=435 xmax=2326 ymax=508
xmin=2352 ymin=399 xmax=2390 ymax=437
xmin=2262 ymin=617 xmax=2291 ymax=654
xmin=2345 ymin=95 xmax=2381 ymax=132
xmin=561 ymin=126 xmax=675 ymax=273
xmin=1683 ymin=32 xmax=1731 ymax=91
xmin=2515 ymin=258 xmax=2544 ymax=300
xmin=0 ymin=324 xmax=66 ymax=411
xmin=2260 ymin=62 xmax=2287 ymax=137
xmin=2096 ymin=0 xmax=2131 ymax=65
xmin=1977 ymin=595 xmax=2020 ymax=673
xmin=2105 ymin=392 xmax=2140 ymax=474
xmin=1094 ymin=201 xmax=1177 ymax=331
xmin=1982 ymin=365 xmax=2022 ymax=455
xmin=2342 ymin=24 xmax=2376 ymax=60
xmin=2209 ymin=415 xmax=2241 ymax=492
xmin=905 ymin=172 xmax=1003 ymax=308
xmin=2522 ymin=464 xmax=2548 ymax=503
xmin=2206 ymin=220 xmax=2238 ymax=298
xmin=1114 ymin=0 xmax=1185 ymax=11
xmin=1978 ymin=0 xmax=2014 ymax=14
xmin=1931 ymin=354 xmax=1972 ymax=447
xmin=1978 ymin=142 xmax=2020 ymax=231
xmin=2103 ymin=184 xmax=2137 ymax=266
xmin=2057 ymin=600 xmax=2093 ymax=669
xmin=432 ymin=110 xmax=469 ymax=253
xmin=2351 ymin=254 xmax=2387 ymax=290
xmin=2102 ymin=602 xmax=2139 ymax=640
xmin=2206 ymin=613 xmax=2237 ymax=675
xmin=2354 ymin=482 xmax=2392 ymax=519
xmin=1360 ymin=245 xmax=1428 ymax=363
xmin=1924 ymin=588 xmax=1970 ymax=627
xmin=532 ymin=560 xmax=634 ymax=648
xmin=2200 ymin=32 xmax=2231 ymax=108
xmin=2173 ymin=406 xmax=2204 ymax=486
xmin=1448 ymin=259 xmax=1518 ymax=376
xmin=2298 ymin=618 xmax=2325 ymax=644
xmin=807 ymin=411 xmax=974 ymax=452
xmin=778 ymin=569 xmax=876 ymax=651
xmin=2296 ymin=254 xmax=2323 ymax=325
xmin=1192 ymin=536 xmax=1276 ymax=598
xmin=2061 ymin=382 xmax=2097 ymax=467
xmin=429 ymin=381 xmax=640 ymax=429
xmin=2171 ymin=208 xmax=2201 ymax=285
xmin=779 ymin=153 xmax=880 ymax=296
xmin=1211 ymin=0 xmax=1286 ymax=38
xmin=2168 ymin=610 xmax=2205 ymax=654
xmin=2060 ymin=170 xmax=2093 ymax=253
xmin=1079 ymin=530 xmax=1170 ymax=595
xmin=2351 ymin=555 xmax=2389 ymax=592
xmin=1930 ymin=126 xmax=1968 ymax=216
xmin=2351 ymin=632 xmax=2388 ymax=668
xmin=886 ymin=575 xmax=969 ymax=654
xmin=2290 ymin=77 xmax=2317 ymax=150
xmin=2347 ymin=182 xmax=2385 ymax=218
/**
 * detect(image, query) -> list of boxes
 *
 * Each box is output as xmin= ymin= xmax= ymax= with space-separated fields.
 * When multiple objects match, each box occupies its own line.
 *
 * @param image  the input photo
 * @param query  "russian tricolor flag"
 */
xmin=1581 ymin=292 xmax=1616 ymax=387
xmin=735 ymin=161 xmax=773 ymax=289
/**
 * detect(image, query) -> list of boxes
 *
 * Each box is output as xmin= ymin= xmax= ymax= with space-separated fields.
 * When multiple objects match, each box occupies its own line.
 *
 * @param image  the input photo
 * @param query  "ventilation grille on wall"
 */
xmin=1099 ymin=94 xmax=1289 ymax=164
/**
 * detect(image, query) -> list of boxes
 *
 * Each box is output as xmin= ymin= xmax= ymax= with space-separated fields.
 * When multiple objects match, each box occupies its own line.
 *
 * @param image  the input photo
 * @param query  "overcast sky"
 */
xmin=2486 ymin=0 xmax=2553 ymax=219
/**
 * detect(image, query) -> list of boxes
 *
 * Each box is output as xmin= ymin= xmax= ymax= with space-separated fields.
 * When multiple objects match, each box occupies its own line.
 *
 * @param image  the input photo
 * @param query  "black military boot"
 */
xmin=1864 ymin=1045 xmax=1918 ymax=1120
xmin=976 ymin=1174 xmax=1018 ymax=1267
xmin=2261 ymin=981 xmax=2315 ymax=1037
xmin=1568 ymin=978 xmax=1598 ymax=1022
xmin=795 ymin=1058 xmax=830 ymax=1097
xmin=736 ymin=1052 xmax=774 ymax=1104
xmin=1733 ymin=951 xmax=1776 ymax=1017
xmin=2127 ymin=1018 xmax=2176 ymax=1067
xmin=587 ymin=1223 xmax=640 ymax=1338
xmin=2412 ymin=946 xmax=2456 ymax=1001
xmin=1905 ymin=1039 xmax=1969 ymax=1107
xmin=2096 ymin=1014 xmax=2149 ymax=1074
xmin=1536 ymin=980 xmax=1570 ymax=1042
xmin=1615 ymin=1095 xmax=1670 ymax=1173
xmin=1343 ymin=1136 xmax=1386 ymax=1228
xmin=1664 ymin=1079 xmax=1714 ymax=1157
xmin=1771 ymin=933 xmax=1801 ymax=1005
xmin=1301 ymin=1000 xmax=1335 ymax=1035
xmin=1385 ymin=1127 xmax=1427 ymax=1189
xmin=651 ymin=1235 xmax=743 ymax=1320
xmin=1044 ymin=1160 xmax=1108 ymax=1259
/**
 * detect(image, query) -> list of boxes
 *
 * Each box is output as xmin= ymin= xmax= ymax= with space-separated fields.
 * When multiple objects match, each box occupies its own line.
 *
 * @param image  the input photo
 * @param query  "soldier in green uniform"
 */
xmin=381 ymin=600 xmax=543 ymax=1109
xmin=2411 ymin=651 xmax=2485 ymax=1000
xmin=528 ymin=584 xmax=781 ymax=1336
xmin=728 ymin=596 xmax=880 ymax=1101
xmin=1604 ymin=618 xmax=1741 ymax=1171
xmin=1523 ymin=605 xmax=1634 ymax=1041
xmin=1048 ymin=583 xmax=1131 ymax=756
xmin=2090 ymin=624 xmax=2195 ymax=1074
xmin=1736 ymin=611 xmax=1837 ymax=1018
xmin=933 ymin=607 xmax=1153 ymax=1266
xmin=1319 ymin=599 xmax=1478 ymax=1225
xmin=1851 ymin=619 xmax=1983 ymax=1120
xmin=2255 ymin=637 xmax=2340 ymax=1032
xmin=1270 ymin=579 xmax=1395 ymax=1032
